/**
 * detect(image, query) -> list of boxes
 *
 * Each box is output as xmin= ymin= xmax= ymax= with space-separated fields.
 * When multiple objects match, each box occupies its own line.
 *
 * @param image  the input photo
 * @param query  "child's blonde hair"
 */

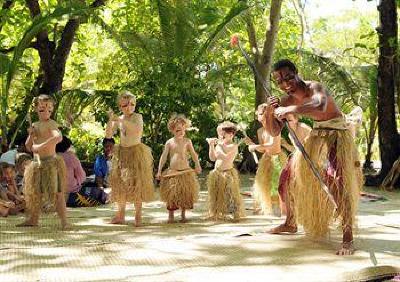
xmin=219 ymin=121 xmax=237 ymax=135
xmin=117 ymin=90 xmax=136 ymax=105
xmin=167 ymin=114 xmax=192 ymax=133
xmin=33 ymin=94 xmax=56 ymax=108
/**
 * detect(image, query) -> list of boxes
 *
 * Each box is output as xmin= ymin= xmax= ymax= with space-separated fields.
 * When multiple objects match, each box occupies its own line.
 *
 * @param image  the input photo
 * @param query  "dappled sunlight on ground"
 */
xmin=0 ymin=177 xmax=399 ymax=281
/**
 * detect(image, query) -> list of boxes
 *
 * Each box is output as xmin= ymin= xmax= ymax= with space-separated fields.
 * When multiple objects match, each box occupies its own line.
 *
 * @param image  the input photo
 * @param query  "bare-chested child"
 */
xmin=16 ymin=95 xmax=69 ymax=229
xmin=245 ymin=104 xmax=281 ymax=215
xmin=264 ymin=59 xmax=362 ymax=255
xmin=156 ymin=114 xmax=202 ymax=223
xmin=106 ymin=91 xmax=154 ymax=227
xmin=206 ymin=121 xmax=245 ymax=221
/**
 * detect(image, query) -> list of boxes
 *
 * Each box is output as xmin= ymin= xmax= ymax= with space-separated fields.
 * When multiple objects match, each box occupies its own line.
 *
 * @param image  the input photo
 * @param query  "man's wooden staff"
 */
xmin=230 ymin=35 xmax=338 ymax=210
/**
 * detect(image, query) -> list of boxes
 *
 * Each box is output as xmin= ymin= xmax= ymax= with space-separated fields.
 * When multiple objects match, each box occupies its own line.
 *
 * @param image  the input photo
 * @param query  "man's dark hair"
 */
xmin=56 ymin=136 xmax=72 ymax=153
xmin=102 ymin=138 xmax=115 ymax=146
xmin=272 ymin=59 xmax=297 ymax=74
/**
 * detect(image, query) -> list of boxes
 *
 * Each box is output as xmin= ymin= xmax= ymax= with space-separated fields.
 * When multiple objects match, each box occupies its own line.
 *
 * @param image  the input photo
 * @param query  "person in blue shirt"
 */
xmin=94 ymin=138 xmax=115 ymax=188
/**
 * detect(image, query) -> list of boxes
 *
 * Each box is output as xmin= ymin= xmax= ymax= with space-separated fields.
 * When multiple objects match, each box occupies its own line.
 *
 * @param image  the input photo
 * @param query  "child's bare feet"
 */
xmin=0 ymin=207 xmax=9 ymax=217
xmin=336 ymin=241 xmax=355 ymax=256
xmin=180 ymin=210 xmax=187 ymax=223
xmin=168 ymin=210 xmax=175 ymax=224
xmin=231 ymin=216 xmax=240 ymax=223
xmin=267 ymin=223 xmax=297 ymax=234
xmin=110 ymin=216 xmax=125 ymax=224
xmin=16 ymin=220 xmax=38 ymax=227
xmin=61 ymin=222 xmax=72 ymax=231
xmin=135 ymin=219 xmax=142 ymax=227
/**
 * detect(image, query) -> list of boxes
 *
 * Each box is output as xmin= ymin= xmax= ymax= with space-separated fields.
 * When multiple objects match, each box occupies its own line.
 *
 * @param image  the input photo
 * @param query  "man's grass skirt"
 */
xmin=291 ymin=117 xmax=363 ymax=238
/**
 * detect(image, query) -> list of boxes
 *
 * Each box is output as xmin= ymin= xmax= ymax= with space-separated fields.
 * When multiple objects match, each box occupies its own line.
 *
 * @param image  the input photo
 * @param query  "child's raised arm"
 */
xmin=207 ymin=138 xmax=217 ymax=162
xmin=105 ymin=110 xmax=119 ymax=138
xmin=215 ymin=144 xmax=238 ymax=161
xmin=250 ymin=130 xmax=281 ymax=155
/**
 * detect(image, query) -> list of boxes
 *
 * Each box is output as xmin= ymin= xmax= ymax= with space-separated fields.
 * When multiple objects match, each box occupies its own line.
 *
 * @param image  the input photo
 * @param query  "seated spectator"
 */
xmin=56 ymin=136 xmax=86 ymax=195
xmin=0 ymin=163 xmax=25 ymax=215
xmin=15 ymin=153 xmax=33 ymax=193
xmin=94 ymin=138 xmax=115 ymax=188
xmin=0 ymin=135 xmax=29 ymax=169
xmin=56 ymin=136 xmax=108 ymax=207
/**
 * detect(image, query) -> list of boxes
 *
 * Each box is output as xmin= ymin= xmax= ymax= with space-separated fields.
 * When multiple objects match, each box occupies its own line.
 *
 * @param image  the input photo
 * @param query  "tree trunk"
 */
xmin=25 ymin=0 xmax=105 ymax=95
xmin=258 ymin=0 xmax=283 ymax=106
xmin=245 ymin=0 xmax=283 ymax=109
xmin=367 ymin=0 xmax=400 ymax=186
xmin=363 ymin=117 xmax=377 ymax=171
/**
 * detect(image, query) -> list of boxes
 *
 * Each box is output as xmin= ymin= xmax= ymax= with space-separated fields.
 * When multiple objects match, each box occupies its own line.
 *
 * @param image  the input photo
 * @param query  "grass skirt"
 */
xmin=24 ymin=155 xmax=66 ymax=213
xmin=253 ymin=154 xmax=273 ymax=214
xmin=292 ymin=117 xmax=362 ymax=238
xmin=207 ymin=168 xmax=245 ymax=219
xmin=160 ymin=169 xmax=199 ymax=210
xmin=110 ymin=144 xmax=155 ymax=203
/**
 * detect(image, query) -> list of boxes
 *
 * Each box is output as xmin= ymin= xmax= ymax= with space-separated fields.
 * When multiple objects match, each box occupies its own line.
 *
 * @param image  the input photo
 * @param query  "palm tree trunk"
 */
xmin=367 ymin=0 xmax=400 ymax=186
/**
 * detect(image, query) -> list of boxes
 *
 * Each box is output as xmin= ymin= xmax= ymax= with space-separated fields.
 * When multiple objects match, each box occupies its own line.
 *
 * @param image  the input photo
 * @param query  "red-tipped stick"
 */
xmin=230 ymin=35 xmax=338 ymax=210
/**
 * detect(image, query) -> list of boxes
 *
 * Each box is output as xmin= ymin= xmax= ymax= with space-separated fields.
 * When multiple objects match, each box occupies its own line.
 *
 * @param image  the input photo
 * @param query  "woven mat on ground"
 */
xmin=1 ymin=187 xmax=399 ymax=282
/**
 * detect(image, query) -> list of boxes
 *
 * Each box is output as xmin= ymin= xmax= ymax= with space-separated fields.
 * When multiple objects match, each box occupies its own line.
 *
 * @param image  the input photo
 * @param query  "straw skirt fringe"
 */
xmin=160 ymin=169 xmax=199 ymax=210
xmin=253 ymin=154 xmax=273 ymax=214
xmin=292 ymin=124 xmax=362 ymax=238
xmin=24 ymin=155 xmax=67 ymax=212
xmin=207 ymin=168 xmax=245 ymax=219
xmin=110 ymin=144 xmax=155 ymax=203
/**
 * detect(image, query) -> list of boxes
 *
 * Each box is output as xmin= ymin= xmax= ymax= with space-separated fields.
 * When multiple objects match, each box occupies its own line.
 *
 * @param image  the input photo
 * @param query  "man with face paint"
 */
xmin=264 ymin=59 xmax=363 ymax=255
xmin=106 ymin=91 xmax=154 ymax=227
xmin=17 ymin=95 xmax=69 ymax=230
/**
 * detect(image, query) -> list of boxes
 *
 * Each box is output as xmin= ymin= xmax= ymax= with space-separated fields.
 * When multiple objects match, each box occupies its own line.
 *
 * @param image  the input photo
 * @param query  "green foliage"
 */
xmin=0 ymin=0 xmax=387 ymax=167
xmin=68 ymin=122 xmax=104 ymax=162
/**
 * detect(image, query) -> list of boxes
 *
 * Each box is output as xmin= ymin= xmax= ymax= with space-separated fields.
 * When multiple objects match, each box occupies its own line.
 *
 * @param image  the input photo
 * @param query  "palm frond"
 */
xmin=295 ymin=49 xmax=361 ymax=111
xmin=156 ymin=0 xmax=175 ymax=58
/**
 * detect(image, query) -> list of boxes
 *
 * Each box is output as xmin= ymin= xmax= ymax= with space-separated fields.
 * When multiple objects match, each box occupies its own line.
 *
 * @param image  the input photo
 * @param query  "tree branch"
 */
xmin=244 ymin=11 xmax=260 ymax=60
xmin=261 ymin=0 xmax=283 ymax=64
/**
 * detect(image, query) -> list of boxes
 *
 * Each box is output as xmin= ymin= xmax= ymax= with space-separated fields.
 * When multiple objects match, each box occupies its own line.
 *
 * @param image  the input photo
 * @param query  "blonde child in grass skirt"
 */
xmin=206 ymin=121 xmax=245 ymax=222
xmin=16 ymin=95 xmax=69 ymax=230
xmin=106 ymin=91 xmax=154 ymax=227
xmin=245 ymin=104 xmax=281 ymax=215
xmin=156 ymin=114 xmax=201 ymax=223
